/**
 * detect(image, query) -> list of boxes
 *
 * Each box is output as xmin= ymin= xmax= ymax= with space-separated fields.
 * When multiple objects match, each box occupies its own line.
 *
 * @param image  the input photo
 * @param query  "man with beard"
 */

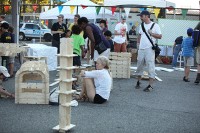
xmin=135 ymin=10 xmax=162 ymax=92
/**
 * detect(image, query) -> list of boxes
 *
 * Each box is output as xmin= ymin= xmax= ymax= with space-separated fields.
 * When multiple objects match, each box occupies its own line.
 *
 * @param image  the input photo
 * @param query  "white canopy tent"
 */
xmin=40 ymin=0 xmax=116 ymax=19
xmin=104 ymin=0 xmax=175 ymax=8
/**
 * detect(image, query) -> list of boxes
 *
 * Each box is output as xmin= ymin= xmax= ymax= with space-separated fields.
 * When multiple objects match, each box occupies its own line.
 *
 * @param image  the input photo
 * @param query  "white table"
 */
xmin=27 ymin=44 xmax=57 ymax=71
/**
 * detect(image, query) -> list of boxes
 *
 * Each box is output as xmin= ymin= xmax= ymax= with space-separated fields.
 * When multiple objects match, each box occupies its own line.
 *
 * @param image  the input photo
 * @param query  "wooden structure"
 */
xmin=15 ymin=61 xmax=49 ymax=104
xmin=109 ymin=52 xmax=131 ymax=78
xmin=0 ymin=43 xmax=25 ymax=56
xmin=53 ymin=38 xmax=77 ymax=132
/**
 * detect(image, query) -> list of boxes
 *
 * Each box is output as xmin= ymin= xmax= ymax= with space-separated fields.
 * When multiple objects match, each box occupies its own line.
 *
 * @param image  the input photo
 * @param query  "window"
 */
xmin=25 ymin=24 xmax=33 ymax=29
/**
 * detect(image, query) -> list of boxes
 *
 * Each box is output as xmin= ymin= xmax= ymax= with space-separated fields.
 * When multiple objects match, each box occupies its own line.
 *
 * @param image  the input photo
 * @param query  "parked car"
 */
xmin=19 ymin=23 xmax=52 ymax=42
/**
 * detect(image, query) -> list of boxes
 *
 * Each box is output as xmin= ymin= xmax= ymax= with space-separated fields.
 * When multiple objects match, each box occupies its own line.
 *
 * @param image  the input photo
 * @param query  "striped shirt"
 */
xmin=181 ymin=37 xmax=194 ymax=57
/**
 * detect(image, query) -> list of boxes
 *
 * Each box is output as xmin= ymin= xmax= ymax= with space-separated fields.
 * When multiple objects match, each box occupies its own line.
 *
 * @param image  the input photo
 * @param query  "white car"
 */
xmin=19 ymin=23 xmax=52 ymax=42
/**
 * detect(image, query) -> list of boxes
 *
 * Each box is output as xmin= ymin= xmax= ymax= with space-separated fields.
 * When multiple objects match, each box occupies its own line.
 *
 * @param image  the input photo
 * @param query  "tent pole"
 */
xmin=76 ymin=6 xmax=78 ymax=14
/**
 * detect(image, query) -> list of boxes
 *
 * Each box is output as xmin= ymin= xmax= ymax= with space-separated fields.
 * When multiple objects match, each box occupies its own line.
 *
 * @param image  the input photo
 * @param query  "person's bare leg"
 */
xmin=149 ymin=78 xmax=154 ymax=86
xmin=0 ymin=88 xmax=15 ymax=98
xmin=84 ymin=78 xmax=96 ymax=101
xmin=185 ymin=66 xmax=190 ymax=79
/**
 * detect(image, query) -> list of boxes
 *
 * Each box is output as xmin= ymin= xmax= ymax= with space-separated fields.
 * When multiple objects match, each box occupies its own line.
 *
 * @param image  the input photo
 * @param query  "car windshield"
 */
xmin=41 ymin=24 xmax=48 ymax=29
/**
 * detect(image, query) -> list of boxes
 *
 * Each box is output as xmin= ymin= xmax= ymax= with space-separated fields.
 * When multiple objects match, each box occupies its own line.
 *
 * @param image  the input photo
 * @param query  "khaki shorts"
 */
xmin=135 ymin=48 xmax=155 ymax=79
xmin=184 ymin=57 xmax=194 ymax=66
xmin=196 ymin=47 xmax=200 ymax=64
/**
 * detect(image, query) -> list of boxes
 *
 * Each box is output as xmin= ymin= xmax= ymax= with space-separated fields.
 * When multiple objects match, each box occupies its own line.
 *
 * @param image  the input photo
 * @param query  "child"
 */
xmin=182 ymin=28 xmax=194 ymax=82
xmin=0 ymin=66 xmax=14 ymax=98
xmin=104 ymin=30 xmax=114 ymax=52
xmin=70 ymin=25 xmax=85 ymax=89
xmin=71 ymin=25 xmax=85 ymax=66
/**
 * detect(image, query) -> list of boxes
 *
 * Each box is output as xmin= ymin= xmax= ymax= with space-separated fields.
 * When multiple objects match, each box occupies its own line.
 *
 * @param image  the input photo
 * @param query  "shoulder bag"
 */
xmin=94 ymin=25 xmax=107 ymax=55
xmin=141 ymin=22 xmax=161 ymax=59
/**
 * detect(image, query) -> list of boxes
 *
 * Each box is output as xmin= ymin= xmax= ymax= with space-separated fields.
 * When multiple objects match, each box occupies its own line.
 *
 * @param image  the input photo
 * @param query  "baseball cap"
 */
xmin=0 ymin=66 xmax=10 ymax=77
xmin=137 ymin=10 xmax=151 ymax=16
xmin=57 ymin=14 xmax=64 ymax=18
xmin=187 ymin=28 xmax=193 ymax=34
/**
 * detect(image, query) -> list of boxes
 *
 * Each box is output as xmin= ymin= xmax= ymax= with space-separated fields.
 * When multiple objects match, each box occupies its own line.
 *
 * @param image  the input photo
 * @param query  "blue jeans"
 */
xmin=172 ymin=44 xmax=181 ymax=67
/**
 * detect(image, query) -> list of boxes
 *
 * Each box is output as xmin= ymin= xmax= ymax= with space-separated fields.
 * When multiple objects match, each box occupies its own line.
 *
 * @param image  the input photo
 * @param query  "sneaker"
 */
xmin=135 ymin=81 xmax=141 ymax=89
xmin=183 ymin=76 xmax=190 ymax=82
xmin=143 ymin=85 xmax=153 ymax=92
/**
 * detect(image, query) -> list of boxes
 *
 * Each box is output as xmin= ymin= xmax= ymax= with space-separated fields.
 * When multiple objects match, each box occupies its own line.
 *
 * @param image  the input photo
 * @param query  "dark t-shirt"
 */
xmin=0 ymin=32 xmax=13 ymax=43
xmin=51 ymin=22 xmax=67 ymax=41
xmin=129 ymin=30 xmax=136 ymax=35
xmin=108 ymin=39 xmax=114 ymax=52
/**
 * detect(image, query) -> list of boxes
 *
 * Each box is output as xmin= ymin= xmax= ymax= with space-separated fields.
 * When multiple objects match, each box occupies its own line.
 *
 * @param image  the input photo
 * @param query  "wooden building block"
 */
xmin=15 ymin=61 xmax=49 ymax=104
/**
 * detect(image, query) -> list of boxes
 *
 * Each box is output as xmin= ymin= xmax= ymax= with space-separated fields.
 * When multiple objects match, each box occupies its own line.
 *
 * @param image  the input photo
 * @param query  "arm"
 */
xmin=80 ymin=45 xmax=85 ymax=58
xmin=85 ymin=26 xmax=95 ymax=59
xmin=149 ymin=32 xmax=162 ymax=39
xmin=137 ymin=34 xmax=141 ymax=48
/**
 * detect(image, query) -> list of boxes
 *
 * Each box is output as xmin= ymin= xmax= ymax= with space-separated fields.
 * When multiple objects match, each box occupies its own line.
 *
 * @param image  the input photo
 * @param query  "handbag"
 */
xmin=95 ymin=41 xmax=107 ymax=55
xmin=94 ymin=26 xmax=107 ymax=55
xmin=141 ymin=22 xmax=161 ymax=59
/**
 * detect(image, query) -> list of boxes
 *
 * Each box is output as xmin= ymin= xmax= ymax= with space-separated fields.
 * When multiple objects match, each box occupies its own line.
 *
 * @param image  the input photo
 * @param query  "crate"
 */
xmin=109 ymin=52 xmax=131 ymax=78
xmin=15 ymin=61 xmax=49 ymax=104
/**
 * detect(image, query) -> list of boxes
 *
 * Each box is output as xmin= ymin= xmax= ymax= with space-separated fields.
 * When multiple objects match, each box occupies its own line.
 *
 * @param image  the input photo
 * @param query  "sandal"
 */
xmin=74 ymin=94 xmax=89 ymax=102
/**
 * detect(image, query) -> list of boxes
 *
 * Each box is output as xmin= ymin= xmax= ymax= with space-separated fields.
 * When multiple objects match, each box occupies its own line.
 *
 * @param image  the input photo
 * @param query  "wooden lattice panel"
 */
xmin=15 ymin=61 xmax=49 ymax=104
xmin=109 ymin=52 xmax=131 ymax=78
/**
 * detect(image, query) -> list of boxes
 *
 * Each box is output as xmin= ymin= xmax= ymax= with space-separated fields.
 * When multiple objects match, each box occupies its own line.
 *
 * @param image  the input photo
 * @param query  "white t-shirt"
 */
xmin=113 ymin=22 xmax=128 ymax=44
xmin=138 ymin=22 xmax=162 ymax=49
xmin=85 ymin=69 xmax=111 ymax=100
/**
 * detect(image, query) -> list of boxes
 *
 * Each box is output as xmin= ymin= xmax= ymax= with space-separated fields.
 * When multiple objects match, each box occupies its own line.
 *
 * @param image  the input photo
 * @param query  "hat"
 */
xmin=187 ymin=28 xmax=193 ymax=34
xmin=0 ymin=66 xmax=10 ymax=77
xmin=137 ymin=10 xmax=151 ymax=16
xmin=57 ymin=14 xmax=64 ymax=18
xmin=1 ymin=22 xmax=9 ymax=29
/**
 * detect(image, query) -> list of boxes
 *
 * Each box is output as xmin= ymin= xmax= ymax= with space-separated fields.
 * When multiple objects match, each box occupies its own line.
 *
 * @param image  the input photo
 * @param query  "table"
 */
xmin=27 ymin=44 xmax=57 ymax=71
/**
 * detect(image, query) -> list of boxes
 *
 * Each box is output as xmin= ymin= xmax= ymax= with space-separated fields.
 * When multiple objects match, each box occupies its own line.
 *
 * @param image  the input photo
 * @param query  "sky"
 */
xmin=167 ymin=0 xmax=199 ymax=9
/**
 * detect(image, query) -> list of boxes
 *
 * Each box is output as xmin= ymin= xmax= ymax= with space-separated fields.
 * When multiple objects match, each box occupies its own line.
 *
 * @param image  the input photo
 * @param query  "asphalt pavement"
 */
xmin=0 ymin=62 xmax=200 ymax=133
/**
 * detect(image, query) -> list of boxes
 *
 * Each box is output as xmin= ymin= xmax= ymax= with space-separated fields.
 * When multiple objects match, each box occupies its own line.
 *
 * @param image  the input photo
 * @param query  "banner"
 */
xmin=70 ymin=6 xmax=76 ymax=14
xmin=58 ymin=6 xmax=63 ymax=14
xmin=96 ymin=7 xmax=101 ymax=15
xmin=124 ymin=8 xmax=131 ymax=18
xmin=154 ymin=8 xmax=160 ymax=19
xmin=181 ymin=9 xmax=188 ymax=19
xmin=81 ymin=4 xmax=88 ymax=9
xmin=111 ymin=6 xmax=116 ymax=15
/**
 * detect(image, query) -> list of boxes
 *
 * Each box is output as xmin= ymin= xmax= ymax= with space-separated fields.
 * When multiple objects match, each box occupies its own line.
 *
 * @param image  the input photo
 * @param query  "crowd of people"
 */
xmin=0 ymin=10 xmax=199 ymax=104
xmin=0 ymin=16 xmax=15 ymax=98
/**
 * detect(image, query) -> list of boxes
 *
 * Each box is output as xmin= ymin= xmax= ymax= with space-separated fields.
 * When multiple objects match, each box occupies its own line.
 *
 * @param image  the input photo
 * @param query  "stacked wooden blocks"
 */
xmin=109 ymin=52 xmax=131 ymax=78
xmin=53 ymin=38 xmax=76 ymax=132
xmin=15 ymin=61 xmax=49 ymax=104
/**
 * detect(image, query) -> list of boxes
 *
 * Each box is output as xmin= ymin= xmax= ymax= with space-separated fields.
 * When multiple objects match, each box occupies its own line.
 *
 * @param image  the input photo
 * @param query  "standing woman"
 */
xmin=77 ymin=56 xmax=111 ymax=104
xmin=78 ymin=17 xmax=110 ymax=62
